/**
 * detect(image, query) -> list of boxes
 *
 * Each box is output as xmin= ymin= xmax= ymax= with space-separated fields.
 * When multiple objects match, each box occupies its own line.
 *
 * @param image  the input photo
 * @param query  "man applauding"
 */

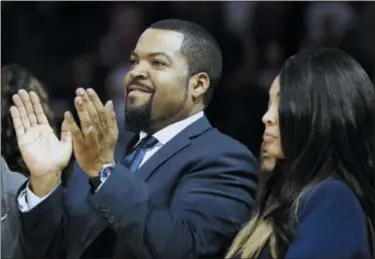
xmin=12 ymin=19 xmax=258 ymax=259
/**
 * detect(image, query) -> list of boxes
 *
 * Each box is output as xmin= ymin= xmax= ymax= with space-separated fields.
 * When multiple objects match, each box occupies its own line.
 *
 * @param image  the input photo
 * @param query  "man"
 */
xmin=12 ymin=19 xmax=258 ymax=258
xmin=1 ymin=156 xmax=26 ymax=258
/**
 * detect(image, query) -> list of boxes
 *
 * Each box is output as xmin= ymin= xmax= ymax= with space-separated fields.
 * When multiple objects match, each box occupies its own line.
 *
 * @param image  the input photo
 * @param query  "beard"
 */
xmin=125 ymin=92 xmax=155 ymax=133
xmin=124 ymin=81 xmax=190 ymax=133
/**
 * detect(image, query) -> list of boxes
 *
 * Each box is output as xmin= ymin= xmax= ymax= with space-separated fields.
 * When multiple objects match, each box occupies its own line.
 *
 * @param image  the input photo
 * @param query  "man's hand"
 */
xmin=10 ymin=90 xmax=72 ymax=197
xmin=65 ymin=88 xmax=118 ymax=177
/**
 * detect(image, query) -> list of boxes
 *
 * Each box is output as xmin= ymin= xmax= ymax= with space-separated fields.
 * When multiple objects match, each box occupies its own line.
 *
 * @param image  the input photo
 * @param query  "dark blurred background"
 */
xmin=2 ymin=1 xmax=375 ymax=158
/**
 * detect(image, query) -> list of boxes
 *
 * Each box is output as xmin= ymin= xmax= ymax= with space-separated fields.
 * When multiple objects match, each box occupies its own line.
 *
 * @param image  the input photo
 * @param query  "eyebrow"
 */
xmin=131 ymin=51 xmax=172 ymax=63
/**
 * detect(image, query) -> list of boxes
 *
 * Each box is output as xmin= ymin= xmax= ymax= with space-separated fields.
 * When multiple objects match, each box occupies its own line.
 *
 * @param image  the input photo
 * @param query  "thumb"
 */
xmin=60 ymin=119 xmax=72 ymax=143
xmin=60 ymin=119 xmax=73 ymax=151
xmin=53 ymin=119 xmax=72 ymax=168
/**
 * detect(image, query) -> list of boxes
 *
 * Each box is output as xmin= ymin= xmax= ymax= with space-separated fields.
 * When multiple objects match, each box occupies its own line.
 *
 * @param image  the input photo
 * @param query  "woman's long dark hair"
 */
xmin=227 ymin=48 xmax=375 ymax=258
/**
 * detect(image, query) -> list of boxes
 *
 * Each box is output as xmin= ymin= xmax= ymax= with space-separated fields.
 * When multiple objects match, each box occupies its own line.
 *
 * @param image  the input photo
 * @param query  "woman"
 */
xmin=1 ymin=64 xmax=56 ymax=177
xmin=227 ymin=48 xmax=375 ymax=259
xmin=1 ymin=156 xmax=26 ymax=258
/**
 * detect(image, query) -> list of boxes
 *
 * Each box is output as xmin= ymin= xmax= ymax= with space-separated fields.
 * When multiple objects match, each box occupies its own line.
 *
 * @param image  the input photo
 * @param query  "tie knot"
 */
xmin=140 ymin=135 xmax=158 ymax=149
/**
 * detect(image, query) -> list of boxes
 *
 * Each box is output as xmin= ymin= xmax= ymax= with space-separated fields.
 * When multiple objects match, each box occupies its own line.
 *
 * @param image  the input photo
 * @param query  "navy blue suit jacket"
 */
xmin=19 ymin=116 xmax=258 ymax=259
xmin=257 ymin=179 xmax=371 ymax=259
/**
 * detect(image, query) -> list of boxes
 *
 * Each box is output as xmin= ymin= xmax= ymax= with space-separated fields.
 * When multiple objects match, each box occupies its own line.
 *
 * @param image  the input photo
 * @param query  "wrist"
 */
xmin=89 ymin=163 xmax=115 ymax=190
xmin=102 ymin=155 xmax=116 ymax=166
xmin=86 ymin=161 xmax=115 ymax=178
xmin=30 ymin=172 xmax=61 ymax=197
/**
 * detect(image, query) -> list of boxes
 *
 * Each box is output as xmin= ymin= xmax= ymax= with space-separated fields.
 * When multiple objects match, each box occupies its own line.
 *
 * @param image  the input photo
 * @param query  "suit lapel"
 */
xmin=115 ymin=130 xmax=137 ymax=162
xmin=136 ymin=116 xmax=212 ymax=181
xmin=135 ymin=134 xmax=190 ymax=181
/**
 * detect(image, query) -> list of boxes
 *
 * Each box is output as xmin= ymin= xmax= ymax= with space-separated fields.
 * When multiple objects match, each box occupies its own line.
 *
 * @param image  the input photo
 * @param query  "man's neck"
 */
xmin=145 ymin=107 xmax=203 ymax=135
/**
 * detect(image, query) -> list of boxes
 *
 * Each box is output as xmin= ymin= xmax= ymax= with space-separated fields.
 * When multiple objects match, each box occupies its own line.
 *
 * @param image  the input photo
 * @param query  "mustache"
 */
xmin=127 ymin=79 xmax=154 ymax=93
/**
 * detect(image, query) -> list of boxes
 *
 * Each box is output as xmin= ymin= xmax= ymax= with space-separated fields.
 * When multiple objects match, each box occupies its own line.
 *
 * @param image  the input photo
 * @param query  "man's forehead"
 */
xmin=134 ymin=28 xmax=184 ymax=55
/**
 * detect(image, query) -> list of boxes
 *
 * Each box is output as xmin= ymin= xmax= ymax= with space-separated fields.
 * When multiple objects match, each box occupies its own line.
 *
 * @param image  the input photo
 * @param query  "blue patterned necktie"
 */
xmin=124 ymin=135 xmax=158 ymax=172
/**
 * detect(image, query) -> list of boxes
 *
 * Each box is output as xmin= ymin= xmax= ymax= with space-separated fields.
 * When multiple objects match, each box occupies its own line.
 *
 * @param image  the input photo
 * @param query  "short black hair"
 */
xmin=149 ymin=19 xmax=222 ymax=107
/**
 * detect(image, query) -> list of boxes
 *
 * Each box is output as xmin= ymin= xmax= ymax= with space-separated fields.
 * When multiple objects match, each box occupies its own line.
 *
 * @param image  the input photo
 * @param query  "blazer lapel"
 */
xmin=136 ymin=116 xmax=212 ymax=181
xmin=115 ymin=130 xmax=137 ymax=162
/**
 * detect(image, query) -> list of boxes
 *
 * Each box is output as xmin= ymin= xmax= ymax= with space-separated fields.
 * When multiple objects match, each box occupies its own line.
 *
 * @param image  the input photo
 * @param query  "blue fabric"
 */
xmin=18 ymin=116 xmax=258 ymax=259
xmin=254 ymin=179 xmax=371 ymax=259
xmin=124 ymin=136 xmax=158 ymax=172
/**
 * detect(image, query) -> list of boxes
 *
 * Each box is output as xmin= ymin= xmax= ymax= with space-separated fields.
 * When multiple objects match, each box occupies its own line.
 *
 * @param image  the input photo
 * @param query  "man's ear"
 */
xmin=189 ymin=72 xmax=210 ymax=99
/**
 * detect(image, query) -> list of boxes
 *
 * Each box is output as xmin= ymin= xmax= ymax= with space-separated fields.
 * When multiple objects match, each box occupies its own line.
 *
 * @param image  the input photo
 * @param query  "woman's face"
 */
xmin=262 ymin=76 xmax=284 ymax=159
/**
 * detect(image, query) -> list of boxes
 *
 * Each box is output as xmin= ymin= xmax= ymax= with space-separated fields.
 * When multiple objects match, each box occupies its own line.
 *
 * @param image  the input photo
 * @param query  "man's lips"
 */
xmin=127 ymin=84 xmax=153 ymax=94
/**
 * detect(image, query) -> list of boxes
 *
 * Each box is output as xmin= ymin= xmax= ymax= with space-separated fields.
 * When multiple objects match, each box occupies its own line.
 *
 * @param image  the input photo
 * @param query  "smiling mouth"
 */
xmin=128 ymin=89 xmax=151 ymax=94
xmin=127 ymin=84 xmax=153 ymax=95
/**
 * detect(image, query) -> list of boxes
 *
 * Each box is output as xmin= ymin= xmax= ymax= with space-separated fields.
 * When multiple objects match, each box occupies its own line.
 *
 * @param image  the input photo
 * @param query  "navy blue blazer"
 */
xmin=19 ymin=116 xmax=258 ymax=259
xmin=255 ymin=179 xmax=370 ymax=259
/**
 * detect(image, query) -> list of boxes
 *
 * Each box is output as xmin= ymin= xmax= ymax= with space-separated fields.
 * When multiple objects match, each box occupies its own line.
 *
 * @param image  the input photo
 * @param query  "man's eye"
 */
xmin=152 ymin=60 xmax=167 ymax=67
xmin=129 ymin=59 xmax=138 ymax=67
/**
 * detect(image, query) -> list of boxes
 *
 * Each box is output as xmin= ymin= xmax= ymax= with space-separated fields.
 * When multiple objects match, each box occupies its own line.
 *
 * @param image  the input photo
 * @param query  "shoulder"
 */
xmin=187 ymin=129 xmax=258 ymax=188
xmin=300 ymin=179 xmax=364 ymax=216
xmin=298 ymin=179 xmax=366 ymax=221
xmin=297 ymin=179 xmax=368 ymax=247
xmin=288 ymin=179 xmax=370 ymax=258
xmin=191 ymin=128 xmax=258 ymax=175
xmin=1 ymin=157 xmax=27 ymax=195
xmin=196 ymin=128 xmax=257 ymax=160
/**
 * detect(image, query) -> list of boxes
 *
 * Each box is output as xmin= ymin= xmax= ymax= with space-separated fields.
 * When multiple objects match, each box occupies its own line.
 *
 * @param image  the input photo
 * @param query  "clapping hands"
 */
xmin=10 ymin=88 xmax=118 ymax=196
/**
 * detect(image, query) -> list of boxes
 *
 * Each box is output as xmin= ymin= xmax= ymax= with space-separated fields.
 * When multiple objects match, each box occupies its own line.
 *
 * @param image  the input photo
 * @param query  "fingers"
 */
xmin=72 ymin=96 xmax=102 ymax=153
xmin=12 ymin=90 xmax=50 ymax=129
xmin=18 ymin=90 xmax=38 ymax=127
xmin=64 ymin=111 xmax=84 ymax=144
xmin=99 ymin=100 xmax=118 ymax=162
xmin=60 ymin=118 xmax=73 ymax=159
xmin=74 ymin=96 xmax=93 ymax=136
xmin=87 ymin=88 xmax=106 ymax=130
xmin=65 ymin=109 xmax=101 ymax=161
xmin=64 ymin=111 xmax=89 ymax=161
xmin=76 ymin=88 xmax=103 ymax=130
xmin=87 ymin=88 xmax=104 ymax=111
xmin=103 ymin=101 xmax=118 ymax=137
xmin=9 ymin=106 xmax=25 ymax=139
xmin=29 ymin=91 xmax=49 ymax=124
xmin=12 ymin=93 xmax=31 ymax=131
xmin=60 ymin=118 xmax=72 ymax=144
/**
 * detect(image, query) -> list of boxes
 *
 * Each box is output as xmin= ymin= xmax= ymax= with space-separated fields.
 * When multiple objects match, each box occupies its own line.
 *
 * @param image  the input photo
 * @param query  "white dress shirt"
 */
xmin=18 ymin=111 xmax=204 ymax=212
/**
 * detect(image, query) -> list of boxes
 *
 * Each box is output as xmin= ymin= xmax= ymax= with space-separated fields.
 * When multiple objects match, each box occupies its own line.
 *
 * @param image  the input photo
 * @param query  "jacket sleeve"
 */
xmin=18 ymin=181 xmax=67 ymax=258
xmin=87 ymin=148 xmax=258 ymax=259
xmin=286 ymin=181 xmax=370 ymax=259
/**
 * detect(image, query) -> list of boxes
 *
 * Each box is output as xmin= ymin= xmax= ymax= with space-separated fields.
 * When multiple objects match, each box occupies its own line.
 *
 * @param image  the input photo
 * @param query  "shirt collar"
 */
xmin=138 ymin=111 xmax=204 ymax=146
